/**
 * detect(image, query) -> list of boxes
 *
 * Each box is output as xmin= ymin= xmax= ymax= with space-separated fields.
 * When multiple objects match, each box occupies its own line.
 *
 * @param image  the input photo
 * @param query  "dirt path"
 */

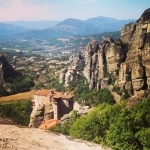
xmin=0 ymin=125 xmax=111 ymax=150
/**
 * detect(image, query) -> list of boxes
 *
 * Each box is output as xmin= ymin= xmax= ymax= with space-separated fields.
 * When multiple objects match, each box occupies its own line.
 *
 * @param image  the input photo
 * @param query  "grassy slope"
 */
xmin=0 ymin=91 xmax=34 ymax=102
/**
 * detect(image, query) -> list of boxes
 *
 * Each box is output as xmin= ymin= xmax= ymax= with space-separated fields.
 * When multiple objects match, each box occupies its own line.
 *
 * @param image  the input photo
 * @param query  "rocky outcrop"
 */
xmin=60 ymin=53 xmax=82 ymax=86
xmin=69 ymin=53 xmax=82 ymax=66
xmin=29 ymin=103 xmax=55 ymax=128
xmin=60 ymin=102 xmax=92 ymax=123
xmin=60 ymin=66 xmax=77 ymax=87
xmin=118 ymin=8 xmax=150 ymax=95
xmin=83 ymin=36 xmax=125 ymax=90
xmin=0 ymin=125 xmax=110 ymax=150
xmin=29 ymin=104 xmax=44 ymax=128
xmin=121 ymin=22 xmax=135 ymax=43
xmin=65 ymin=66 xmax=77 ymax=86
xmin=0 ymin=55 xmax=16 ymax=85
xmin=59 ymin=69 xmax=67 ymax=84
xmin=83 ymin=8 xmax=150 ymax=101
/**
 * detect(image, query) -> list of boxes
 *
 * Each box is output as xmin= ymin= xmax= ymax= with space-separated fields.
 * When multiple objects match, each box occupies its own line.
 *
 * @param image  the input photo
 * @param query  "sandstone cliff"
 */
xmin=60 ymin=53 xmax=82 ymax=86
xmin=60 ymin=66 xmax=78 ymax=87
xmin=83 ymin=36 xmax=126 ymax=90
xmin=83 ymin=8 xmax=150 ymax=101
xmin=119 ymin=8 xmax=150 ymax=93
xmin=69 ymin=53 xmax=82 ymax=66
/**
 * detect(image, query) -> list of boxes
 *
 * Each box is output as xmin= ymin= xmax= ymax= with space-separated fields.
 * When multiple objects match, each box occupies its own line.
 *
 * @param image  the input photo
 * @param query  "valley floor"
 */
xmin=0 ymin=124 xmax=111 ymax=150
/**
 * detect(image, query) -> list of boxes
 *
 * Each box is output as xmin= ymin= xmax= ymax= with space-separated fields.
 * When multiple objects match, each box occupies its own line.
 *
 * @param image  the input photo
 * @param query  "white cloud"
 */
xmin=0 ymin=0 xmax=61 ymax=21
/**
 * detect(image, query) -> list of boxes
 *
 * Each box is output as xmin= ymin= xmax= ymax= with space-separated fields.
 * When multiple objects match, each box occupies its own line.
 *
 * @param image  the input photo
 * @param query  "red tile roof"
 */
xmin=34 ymin=90 xmax=73 ymax=99
xmin=61 ymin=93 xmax=73 ymax=99
xmin=34 ymin=90 xmax=51 ymax=96
xmin=39 ymin=119 xmax=59 ymax=130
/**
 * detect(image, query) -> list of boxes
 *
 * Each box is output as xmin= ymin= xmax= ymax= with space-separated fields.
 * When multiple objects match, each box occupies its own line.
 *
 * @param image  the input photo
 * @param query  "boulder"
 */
xmin=73 ymin=101 xmax=81 ymax=111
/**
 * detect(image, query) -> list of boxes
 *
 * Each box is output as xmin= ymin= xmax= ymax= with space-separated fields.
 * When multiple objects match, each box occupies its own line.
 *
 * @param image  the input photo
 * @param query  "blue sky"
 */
xmin=0 ymin=0 xmax=149 ymax=21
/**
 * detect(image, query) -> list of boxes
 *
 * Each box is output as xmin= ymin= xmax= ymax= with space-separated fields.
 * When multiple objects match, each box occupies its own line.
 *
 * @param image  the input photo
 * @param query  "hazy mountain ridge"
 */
xmin=0 ymin=16 xmax=135 ymax=39
xmin=51 ymin=17 xmax=135 ymax=36
xmin=0 ymin=23 xmax=28 ymax=37
xmin=5 ymin=20 xmax=61 ymax=30
xmin=85 ymin=16 xmax=135 ymax=31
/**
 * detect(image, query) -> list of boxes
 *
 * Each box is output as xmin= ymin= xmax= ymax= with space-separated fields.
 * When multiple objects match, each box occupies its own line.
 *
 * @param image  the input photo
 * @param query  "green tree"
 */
xmin=0 ymin=99 xmax=32 ymax=126
xmin=51 ymin=110 xmax=79 ymax=135
xmin=106 ymin=97 xmax=150 ymax=150
xmin=70 ymin=103 xmax=112 ymax=143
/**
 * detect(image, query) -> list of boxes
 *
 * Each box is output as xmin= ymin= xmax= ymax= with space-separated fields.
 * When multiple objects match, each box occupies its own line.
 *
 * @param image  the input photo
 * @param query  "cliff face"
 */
xmin=69 ymin=53 xmax=82 ymax=66
xmin=0 ymin=55 xmax=16 ymax=85
xmin=83 ymin=37 xmax=125 ymax=90
xmin=60 ymin=53 xmax=82 ymax=86
xmin=83 ymin=8 xmax=150 ymax=100
xmin=119 ymin=8 xmax=150 ymax=92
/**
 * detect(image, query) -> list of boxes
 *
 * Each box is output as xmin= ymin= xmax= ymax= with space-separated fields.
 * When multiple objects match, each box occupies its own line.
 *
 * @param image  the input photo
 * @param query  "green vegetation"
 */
xmin=44 ymin=76 xmax=65 ymax=92
xmin=7 ymin=73 xmax=35 ymax=94
xmin=52 ymin=110 xmax=79 ymax=135
xmin=34 ymin=82 xmax=44 ymax=90
xmin=75 ymin=88 xmax=115 ymax=106
xmin=0 ymin=85 xmax=8 ymax=96
xmin=0 ymin=48 xmax=16 ymax=54
xmin=123 ymin=89 xmax=130 ymax=99
xmin=0 ymin=99 xmax=32 ymax=126
xmin=70 ymin=103 xmax=111 ymax=143
xmin=106 ymin=97 xmax=150 ymax=150
xmin=113 ymin=85 xmax=122 ymax=95
xmin=68 ymin=74 xmax=115 ymax=106
xmin=52 ymin=97 xmax=150 ymax=150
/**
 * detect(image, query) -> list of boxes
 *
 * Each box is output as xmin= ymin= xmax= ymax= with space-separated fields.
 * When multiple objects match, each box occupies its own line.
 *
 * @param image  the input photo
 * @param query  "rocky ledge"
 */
xmin=0 ymin=125 xmax=111 ymax=150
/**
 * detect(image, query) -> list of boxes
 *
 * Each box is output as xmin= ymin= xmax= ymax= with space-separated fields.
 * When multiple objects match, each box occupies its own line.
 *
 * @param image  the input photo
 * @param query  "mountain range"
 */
xmin=0 ymin=16 xmax=135 ymax=39
xmin=0 ymin=23 xmax=28 ymax=37
xmin=5 ymin=20 xmax=61 ymax=30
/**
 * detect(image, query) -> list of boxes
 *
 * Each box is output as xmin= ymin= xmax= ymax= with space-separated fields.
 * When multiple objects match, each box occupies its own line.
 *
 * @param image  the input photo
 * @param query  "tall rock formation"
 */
xmin=83 ymin=8 xmax=150 ymax=100
xmin=0 ymin=55 xmax=16 ymax=85
xmin=119 ymin=8 xmax=150 ymax=92
xmin=60 ymin=53 xmax=82 ymax=86
xmin=60 ymin=66 xmax=78 ymax=87
xmin=69 ymin=53 xmax=82 ymax=66
xmin=83 ymin=37 xmax=125 ymax=90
